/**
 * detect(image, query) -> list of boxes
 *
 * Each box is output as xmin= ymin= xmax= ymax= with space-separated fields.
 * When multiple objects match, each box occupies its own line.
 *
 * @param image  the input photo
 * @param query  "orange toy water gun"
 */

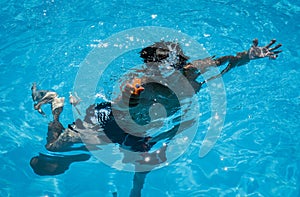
xmin=129 ymin=78 xmax=145 ymax=96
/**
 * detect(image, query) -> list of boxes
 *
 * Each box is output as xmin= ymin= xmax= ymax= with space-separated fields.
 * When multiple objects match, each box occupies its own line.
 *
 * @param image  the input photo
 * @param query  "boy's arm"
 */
xmin=183 ymin=38 xmax=282 ymax=91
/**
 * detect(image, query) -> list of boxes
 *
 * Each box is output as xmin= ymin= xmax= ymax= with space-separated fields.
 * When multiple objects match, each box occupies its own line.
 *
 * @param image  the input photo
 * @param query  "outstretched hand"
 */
xmin=248 ymin=39 xmax=282 ymax=60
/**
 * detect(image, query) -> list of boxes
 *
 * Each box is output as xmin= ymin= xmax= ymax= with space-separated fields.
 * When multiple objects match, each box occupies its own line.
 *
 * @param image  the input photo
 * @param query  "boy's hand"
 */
xmin=248 ymin=38 xmax=282 ymax=60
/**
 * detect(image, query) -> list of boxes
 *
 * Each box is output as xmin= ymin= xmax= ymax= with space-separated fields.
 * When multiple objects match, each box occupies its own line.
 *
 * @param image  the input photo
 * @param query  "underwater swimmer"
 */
xmin=30 ymin=38 xmax=281 ymax=197
xmin=31 ymin=39 xmax=282 ymax=152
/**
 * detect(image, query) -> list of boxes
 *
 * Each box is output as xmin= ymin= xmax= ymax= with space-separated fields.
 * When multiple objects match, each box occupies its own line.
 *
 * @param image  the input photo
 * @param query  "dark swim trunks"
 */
xmin=92 ymin=102 xmax=155 ymax=152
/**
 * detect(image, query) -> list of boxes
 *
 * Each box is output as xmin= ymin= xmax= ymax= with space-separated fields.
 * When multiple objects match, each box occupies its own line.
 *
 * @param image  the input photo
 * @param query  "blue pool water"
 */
xmin=1 ymin=0 xmax=300 ymax=196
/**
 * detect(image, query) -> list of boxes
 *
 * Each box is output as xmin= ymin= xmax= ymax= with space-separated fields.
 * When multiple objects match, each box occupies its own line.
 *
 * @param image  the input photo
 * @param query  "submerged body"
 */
xmin=30 ymin=39 xmax=281 ymax=197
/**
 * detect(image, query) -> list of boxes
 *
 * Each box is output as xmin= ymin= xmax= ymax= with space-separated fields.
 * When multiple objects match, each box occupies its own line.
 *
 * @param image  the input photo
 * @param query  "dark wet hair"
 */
xmin=139 ymin=41 xmax=189 ymax=70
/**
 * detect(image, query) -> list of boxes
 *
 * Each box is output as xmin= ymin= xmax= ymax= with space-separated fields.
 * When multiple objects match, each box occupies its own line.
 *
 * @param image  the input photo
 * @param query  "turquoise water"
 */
xmin=1 ymin=0 xmax=300 ymax=196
